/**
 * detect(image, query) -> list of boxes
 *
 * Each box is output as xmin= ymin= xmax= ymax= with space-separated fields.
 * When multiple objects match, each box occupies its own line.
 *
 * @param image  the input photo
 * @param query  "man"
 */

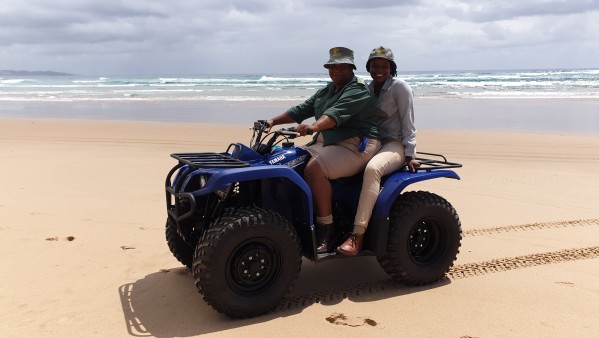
xmin=267 ymin=47 xmax=380 ymax=254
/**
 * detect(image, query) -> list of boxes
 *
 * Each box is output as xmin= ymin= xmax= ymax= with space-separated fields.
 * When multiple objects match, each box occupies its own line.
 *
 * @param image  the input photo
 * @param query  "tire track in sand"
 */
xmin=448 ymin=246 xmax=599 ymax=279
xmin=463 ymin=218 xmax=599 ymax=237
xmin=277 ymin=245 xmax=599 ymax=312
xmin=276 ymin=219 xmax=599 ymax=312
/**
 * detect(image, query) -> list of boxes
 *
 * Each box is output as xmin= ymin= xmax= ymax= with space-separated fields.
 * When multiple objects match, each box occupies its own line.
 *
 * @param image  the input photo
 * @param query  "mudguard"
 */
xmin=178 ymin=165 xmax=313 ymax=226
xmin=372 ymin=170 xmax=460 ymax=218
xmin=191 ymin=166 xmax=310 ymax=197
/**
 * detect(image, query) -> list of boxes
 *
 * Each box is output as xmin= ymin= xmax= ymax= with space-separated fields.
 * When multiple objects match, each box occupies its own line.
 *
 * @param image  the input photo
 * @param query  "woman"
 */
xmin=337 ymin=46 xmax=419 ymax=256
xmin=267 ymin=47 xmax=380 ymax=254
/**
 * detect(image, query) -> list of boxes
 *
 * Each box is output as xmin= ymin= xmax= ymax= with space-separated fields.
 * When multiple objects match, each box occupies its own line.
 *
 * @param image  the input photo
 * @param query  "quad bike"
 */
xmin=164 ymin=120 xmax=462 ymax=318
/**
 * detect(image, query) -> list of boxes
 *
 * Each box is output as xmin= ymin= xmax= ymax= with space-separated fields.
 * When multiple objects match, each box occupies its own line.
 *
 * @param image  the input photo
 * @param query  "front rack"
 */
xmin=170 ymin=152 xmax=249 ymax=169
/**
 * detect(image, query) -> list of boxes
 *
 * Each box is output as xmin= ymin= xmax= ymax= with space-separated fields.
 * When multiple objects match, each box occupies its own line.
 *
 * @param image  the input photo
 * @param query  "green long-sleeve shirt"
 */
xmin=286 ymin=76 xmax=378 ymax=146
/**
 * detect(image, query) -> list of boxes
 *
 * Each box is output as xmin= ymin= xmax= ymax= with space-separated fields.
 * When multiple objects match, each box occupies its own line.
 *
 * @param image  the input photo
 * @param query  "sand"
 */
xmin=1 ymin=117 xmax=598 ymax=337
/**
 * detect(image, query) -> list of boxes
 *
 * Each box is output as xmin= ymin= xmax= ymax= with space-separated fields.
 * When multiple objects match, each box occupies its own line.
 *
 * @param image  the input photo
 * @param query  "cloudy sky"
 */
xmin=1 ymin=0 xmax=598 ymax=76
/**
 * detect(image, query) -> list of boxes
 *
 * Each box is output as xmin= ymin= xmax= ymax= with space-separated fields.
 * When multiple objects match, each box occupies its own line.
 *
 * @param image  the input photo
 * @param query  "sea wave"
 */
xmin=1 ymin=69 xmax=598 ymax=101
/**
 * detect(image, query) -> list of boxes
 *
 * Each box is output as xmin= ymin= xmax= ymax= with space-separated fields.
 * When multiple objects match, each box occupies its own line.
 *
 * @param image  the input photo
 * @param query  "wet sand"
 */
xmin=2 ymin=97 xmax=599 ymax=132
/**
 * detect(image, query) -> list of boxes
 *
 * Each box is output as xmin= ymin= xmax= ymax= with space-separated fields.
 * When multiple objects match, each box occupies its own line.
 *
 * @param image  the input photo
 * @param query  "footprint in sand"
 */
xmin=45 ymin=236 xmax=76 ymax=241
xmin=326 ymin=312 xmax=377 ymax=327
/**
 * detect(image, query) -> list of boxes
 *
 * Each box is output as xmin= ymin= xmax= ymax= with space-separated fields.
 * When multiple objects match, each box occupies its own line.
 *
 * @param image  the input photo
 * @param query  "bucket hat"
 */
xmin=368 ymin=46 xmax=394 ymax=62
xmin=366 ymin=46 xmax=397 ymax=75
xmin=323 ymin=47 xmax=356 ymax=70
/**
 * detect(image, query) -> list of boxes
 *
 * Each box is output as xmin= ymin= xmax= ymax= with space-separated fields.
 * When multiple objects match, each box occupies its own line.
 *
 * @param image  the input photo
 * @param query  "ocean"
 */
xmin=1 ymin=69 xmax=598 ymax=132
xmin=2 ymin=69 xmax=599 ymax=102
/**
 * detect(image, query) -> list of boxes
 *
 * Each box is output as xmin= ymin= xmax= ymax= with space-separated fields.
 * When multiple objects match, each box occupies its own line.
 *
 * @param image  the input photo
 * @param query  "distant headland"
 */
xmin=0 ymin=70 xmax=75 ymax=76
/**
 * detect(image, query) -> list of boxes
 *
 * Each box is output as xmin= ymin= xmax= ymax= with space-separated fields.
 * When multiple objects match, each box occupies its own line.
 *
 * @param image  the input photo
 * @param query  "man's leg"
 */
xmin=304 ymin=158 xmax=332 ymax=217
xmin=304 ymin=158 xmax=335 ymax=253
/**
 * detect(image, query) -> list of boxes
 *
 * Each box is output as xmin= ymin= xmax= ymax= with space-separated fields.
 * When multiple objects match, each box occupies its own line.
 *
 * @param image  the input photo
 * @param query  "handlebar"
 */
xmin=253 ymin=120 xmax=313 ymax=136
xmin=279 ymin=126 xmax=313 ymax=136
xmin=251 ymin=120 xmax=312 ymax=155
xmin=278 ymin=129 xmax=301 ymax=137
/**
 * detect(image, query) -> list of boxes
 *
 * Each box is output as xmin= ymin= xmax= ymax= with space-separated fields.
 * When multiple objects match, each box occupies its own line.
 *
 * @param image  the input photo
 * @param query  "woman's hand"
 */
xmin=406 ymin=157 xmax=421 ymax=172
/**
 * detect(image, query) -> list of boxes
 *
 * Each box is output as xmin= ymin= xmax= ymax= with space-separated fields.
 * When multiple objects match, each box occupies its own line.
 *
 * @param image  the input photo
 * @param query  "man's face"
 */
xmin=327 ymin=64 xmax=354 ymax=88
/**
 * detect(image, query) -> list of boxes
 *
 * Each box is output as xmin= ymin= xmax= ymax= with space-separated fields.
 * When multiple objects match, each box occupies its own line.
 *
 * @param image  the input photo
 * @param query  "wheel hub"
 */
xmin=409 ymin=222 xmax=430 ymax=252
xmin=408 ymin=219 xmax=446 ymax=265
xmin=238 ymin=251 xmax=270 ymax=280
xmin=228 ymin=241 xmax=279 ymax=295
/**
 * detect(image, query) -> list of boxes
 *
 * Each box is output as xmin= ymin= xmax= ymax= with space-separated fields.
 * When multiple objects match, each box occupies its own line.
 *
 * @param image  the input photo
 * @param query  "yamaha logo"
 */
xmin=268 ymin=154 xmax=286 ymax=165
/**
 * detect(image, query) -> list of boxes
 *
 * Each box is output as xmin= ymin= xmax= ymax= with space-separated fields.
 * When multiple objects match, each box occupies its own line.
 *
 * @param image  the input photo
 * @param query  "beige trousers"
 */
xmin=305 ymin=135 xmax=381 ymax=180
xmin=354 ymin=140 xmax=406 ymax=228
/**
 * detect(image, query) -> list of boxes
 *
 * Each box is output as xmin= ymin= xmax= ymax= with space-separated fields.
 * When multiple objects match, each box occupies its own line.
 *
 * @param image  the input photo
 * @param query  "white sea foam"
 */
xmin=1 ymin=69 xmax=598 ymax=102
xmin=0 ymin=78 xmax=29 ymax=84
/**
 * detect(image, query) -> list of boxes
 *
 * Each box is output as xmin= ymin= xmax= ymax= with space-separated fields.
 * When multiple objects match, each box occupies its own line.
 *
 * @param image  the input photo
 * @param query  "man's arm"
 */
xmin=267 ymin=112 xmax=295 ymax=129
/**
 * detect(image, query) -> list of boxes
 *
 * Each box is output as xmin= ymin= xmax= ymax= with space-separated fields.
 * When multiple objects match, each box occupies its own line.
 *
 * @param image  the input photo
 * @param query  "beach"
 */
xmin=1 ymin=99 xmax=599 ymax=337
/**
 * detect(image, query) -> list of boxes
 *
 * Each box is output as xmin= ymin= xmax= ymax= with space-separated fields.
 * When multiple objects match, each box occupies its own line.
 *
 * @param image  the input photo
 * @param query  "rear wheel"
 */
xmin=377 ymin=191 xmax=461 ymax=285
xmin=193 ymin=207 xmax=302 ymax=318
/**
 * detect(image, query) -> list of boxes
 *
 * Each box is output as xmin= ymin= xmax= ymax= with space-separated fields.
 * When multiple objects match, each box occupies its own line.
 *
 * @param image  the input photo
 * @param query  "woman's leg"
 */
xmin=338 ymin=141 xmax=405 ymax=255
xmin=353 ymin=141 xmax=406 ymax=230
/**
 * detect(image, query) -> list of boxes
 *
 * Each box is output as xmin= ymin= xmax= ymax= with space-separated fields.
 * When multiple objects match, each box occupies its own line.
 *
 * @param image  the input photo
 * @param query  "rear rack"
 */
xmin=414 ymin=152 xmax=462 ymax=172
xmin=171 ymin=152 xmax=250 ymax=169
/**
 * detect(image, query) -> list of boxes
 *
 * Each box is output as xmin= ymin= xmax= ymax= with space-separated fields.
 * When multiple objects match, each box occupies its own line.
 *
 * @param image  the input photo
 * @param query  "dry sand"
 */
xmin=1 ymin=118 xmax=598 ymax=337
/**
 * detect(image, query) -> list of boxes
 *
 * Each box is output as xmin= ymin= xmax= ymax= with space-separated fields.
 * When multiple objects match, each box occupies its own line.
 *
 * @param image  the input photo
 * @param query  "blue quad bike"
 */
xmin=164 ymin=120 xmax=462 ymax=318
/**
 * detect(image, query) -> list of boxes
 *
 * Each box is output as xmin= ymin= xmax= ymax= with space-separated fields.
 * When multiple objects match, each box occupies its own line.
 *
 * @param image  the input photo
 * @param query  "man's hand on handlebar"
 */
xmin=266 ymin=119 xmax=275 ymax=132
xmin=294 ymin=124 xmax=315 ymax=136
xmin=263 ymin=119 xmax=313 ymax=136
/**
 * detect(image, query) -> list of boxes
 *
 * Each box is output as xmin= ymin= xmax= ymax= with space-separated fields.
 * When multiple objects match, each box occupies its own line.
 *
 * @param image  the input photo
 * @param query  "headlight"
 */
xmin=199 ymin=174 xmax=209 ymax=189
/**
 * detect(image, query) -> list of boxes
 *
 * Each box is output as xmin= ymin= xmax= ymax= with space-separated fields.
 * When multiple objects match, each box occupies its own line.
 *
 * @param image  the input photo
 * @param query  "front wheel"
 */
xmin=377 ymin=191 xmax=462 ymax=285
xmin=193 ymin=207 xmax=302 ymax=318
xmin=165 ymin=217 xmax=194 ymax=269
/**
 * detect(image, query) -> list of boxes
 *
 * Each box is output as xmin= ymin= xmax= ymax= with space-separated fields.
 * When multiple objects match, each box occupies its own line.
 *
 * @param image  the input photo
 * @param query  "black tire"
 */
xmin=165 ymin=217 xmax=194 ymax=269
xmin=377 ymin=191 xmax=462 ymax=285
xmin=193 ymin=207 xmax=302 ymax=318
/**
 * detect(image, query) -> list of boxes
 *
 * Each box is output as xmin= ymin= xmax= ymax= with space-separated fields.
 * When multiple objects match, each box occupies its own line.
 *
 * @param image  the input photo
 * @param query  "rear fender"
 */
xmin=372 ymin=170 xmax=460 ymax=218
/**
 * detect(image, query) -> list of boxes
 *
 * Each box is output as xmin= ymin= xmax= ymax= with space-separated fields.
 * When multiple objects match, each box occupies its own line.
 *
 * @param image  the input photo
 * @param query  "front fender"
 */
xmin=372 ymin=170 xmax=460 ymax=218
xmin=193 ymin=165 xmax=313 ymax=224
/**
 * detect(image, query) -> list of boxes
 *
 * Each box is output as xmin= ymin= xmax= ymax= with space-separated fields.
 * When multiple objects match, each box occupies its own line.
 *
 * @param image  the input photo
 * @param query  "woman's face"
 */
xmin=369 ymin=58 xmax=391 ymax=84
xmin=327 ymin=64 xmax=354 ymax=88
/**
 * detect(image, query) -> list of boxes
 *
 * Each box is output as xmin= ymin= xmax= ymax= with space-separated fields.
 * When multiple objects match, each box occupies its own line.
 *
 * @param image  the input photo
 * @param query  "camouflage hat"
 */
xmin=323 ymin=47 xmax=356 ymax=70
xmin=368 ymin=46 xmax=394 ymax=62
xmin=366 ymin=46 xmax=398 ymax=75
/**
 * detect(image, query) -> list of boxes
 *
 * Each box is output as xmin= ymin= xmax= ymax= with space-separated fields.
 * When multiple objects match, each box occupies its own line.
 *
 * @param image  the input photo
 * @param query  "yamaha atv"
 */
xmin=164 ymin=120 xmax=462 ymax=318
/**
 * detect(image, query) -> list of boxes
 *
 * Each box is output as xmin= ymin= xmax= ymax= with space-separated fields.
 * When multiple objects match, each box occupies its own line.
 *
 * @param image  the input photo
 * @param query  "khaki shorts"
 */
xmin=304 ymin=135 xmax=381 ymax=179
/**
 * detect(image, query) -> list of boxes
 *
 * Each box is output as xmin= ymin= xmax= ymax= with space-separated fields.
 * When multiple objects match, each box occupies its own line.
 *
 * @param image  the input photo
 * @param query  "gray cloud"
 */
xmin=308 ymin=0 xmax=420 ymax=9
xmin=0 ymin=0 xmax=597 ymax=75
xmin=444 ymin=0 xmax=599 ymax=22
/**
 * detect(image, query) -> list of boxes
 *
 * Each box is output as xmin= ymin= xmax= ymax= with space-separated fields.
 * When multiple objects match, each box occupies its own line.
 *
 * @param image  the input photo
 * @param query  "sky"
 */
xmin=1 ymin=0 xmax=599 ymax=76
